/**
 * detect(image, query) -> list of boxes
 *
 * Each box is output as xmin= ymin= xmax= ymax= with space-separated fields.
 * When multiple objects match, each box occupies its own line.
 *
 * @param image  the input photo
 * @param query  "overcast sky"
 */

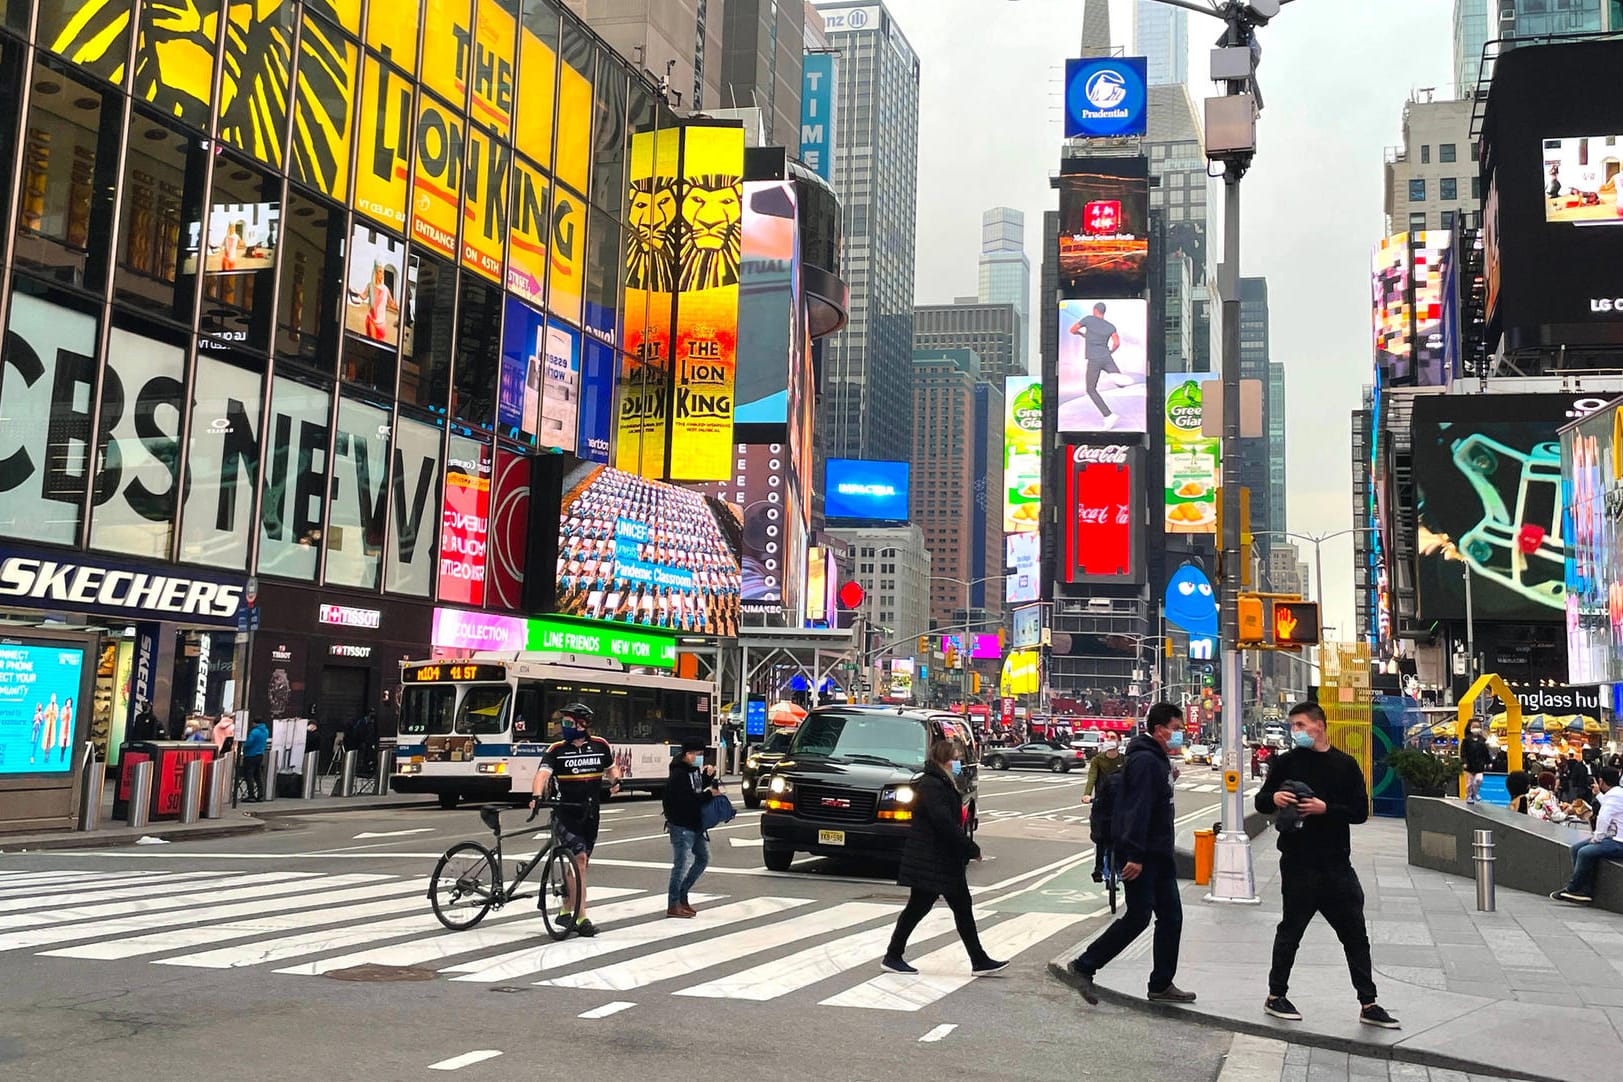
xmin=879 ymin=0 xmax=1454 ymax=639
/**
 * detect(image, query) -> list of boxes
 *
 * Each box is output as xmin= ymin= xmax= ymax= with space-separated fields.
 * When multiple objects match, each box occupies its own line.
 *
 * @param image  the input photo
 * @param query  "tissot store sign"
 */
xmin=0 ymin=544 xmax=245 ymax=626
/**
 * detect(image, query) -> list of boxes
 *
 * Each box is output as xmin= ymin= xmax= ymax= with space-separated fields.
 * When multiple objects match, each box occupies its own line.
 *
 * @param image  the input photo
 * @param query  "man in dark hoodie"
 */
xmin=1254 ymin=701 xmax=1399 ymax=1030
xmin=1065 ymin=702 xmax=1194 ymax=1005
xmin=1460 ymin=719 xmax=1492 ymax=804
xmin=662 ymin=739 xmax=720 ymax=918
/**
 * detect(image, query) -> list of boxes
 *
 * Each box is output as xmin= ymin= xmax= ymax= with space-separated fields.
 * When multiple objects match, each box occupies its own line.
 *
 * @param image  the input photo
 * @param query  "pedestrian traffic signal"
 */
xmin=1272 ymin=600 xmax=1320 ymax=648
xmin=1236 ymin=593 xmax=1319 ymax=650
xmin=1237 ymin=594 xmax=1265 ymax=642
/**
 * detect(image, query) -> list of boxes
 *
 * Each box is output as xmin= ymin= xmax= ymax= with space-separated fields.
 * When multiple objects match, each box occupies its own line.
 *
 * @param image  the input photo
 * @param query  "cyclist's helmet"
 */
xmin=560 ymin=702 xmax=595 ymax=727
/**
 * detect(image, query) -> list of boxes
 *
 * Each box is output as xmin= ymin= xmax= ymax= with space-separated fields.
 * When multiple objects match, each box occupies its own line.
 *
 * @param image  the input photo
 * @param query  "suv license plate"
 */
xmin=818 ymin=829 xmax=846 ymax=846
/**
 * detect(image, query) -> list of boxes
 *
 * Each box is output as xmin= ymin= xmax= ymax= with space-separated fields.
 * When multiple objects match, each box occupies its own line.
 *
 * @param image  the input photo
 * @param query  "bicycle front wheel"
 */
xmin=429 ymin=841 xmax=500 ymax=931
xmin=539 ymin=847 xmax=580 ymax=940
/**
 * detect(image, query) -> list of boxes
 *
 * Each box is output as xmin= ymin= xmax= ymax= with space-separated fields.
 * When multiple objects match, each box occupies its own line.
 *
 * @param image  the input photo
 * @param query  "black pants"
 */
xmin=1268 ymin=861 xmax=1377 ymax=1004
xmin=888 ymin=884 xmax=990 ymax=964
xmin=1075 ymin=855 xmax=1182 ymax=992
xmin=242 ymin=756 xmax=264 ymax=801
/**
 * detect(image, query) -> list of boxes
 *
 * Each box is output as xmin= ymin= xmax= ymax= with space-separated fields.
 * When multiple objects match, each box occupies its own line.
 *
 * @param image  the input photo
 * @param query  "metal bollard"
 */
xmin=126 ymin=760 xmax=154 ymax=829
xmin=179 ymin=759 xmax=205 ymax=824
xmin=1473 ymin=828 xmax=1496 ymax=912
xmin=374 ymin=748 xmax=394 ymax=795
xmin=336 ymin=748 xmax=359 ymax=797
xmin=302 ymin=750 xmax=321 ymax=798
xmin=76 ymin=742 xmax=103 ymax=832
xmin=261 ymin=751 xmax=278 ymax=804
xmin=203 ymin=759 xmax=226 ymax=818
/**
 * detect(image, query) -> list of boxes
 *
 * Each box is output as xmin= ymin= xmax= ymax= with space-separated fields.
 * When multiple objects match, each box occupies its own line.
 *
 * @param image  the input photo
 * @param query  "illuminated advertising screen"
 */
xmin=1164 ymin=374 xmax=1220 ymax=534
xmin=1057 ymin=299 xmax=1148 ymax=433
xmin=1057 ymin=159 xmax=1148 ymax=295
xmin=1012 ymin=604 xmax=1042 ymax=650
xmin=1001 ymin=650 xmax=1039 ymax=696
xmin=1063 ymin=57 xmax=1148 ymax=138
xmin=555 ymin=459 xmax=742 ymax=636
xmin=736 ymin=180 xmax=802 ymax=425
xmin=1412 ymin=393 xmax=1599 ymax=622
xmin=578 ymin=338 xmax=616 ymax=464
xmin=888 ymin=658 xmax=914 ymax=702
xmin=1562 ymin=405 xmax=1623 ymax=683
xmin=1542 ymin=134 xmax=1623 ymax=224
xmin=1006 ymin=532 xmax=1040 ymax=604
xmin=688 ymin=442 xmax=810 ymax=608
xmin=541 ymin=322 xmax=581 ymax=454
xmin=439 ymin=439 xmax=493 ymax=606
xmin=800 ymin=52 xmax=836 ymax=180
xmin=669 ymin=123 xmax=745 ymax=480
xmin=1064 ymin=445 xmax=1144 ymax=584
xmin=345 ymin=225 xmax=407 ymax=348
xmin=1373 ymin=231 xmax=1452 ymax=387
xmin=0 ymin=639 xmax=86 ymax=775
xmin=184 ymin=201 xmax=279 ymax=276
xmin=619 ymin=127 xmax=680 ymax=476
xmin=498 ymin=297 xmax=545 ymax=443
xmin=1004 ymin=376 xmax=1043 ymax=532
xmin=825 ymin=459 xmax=911 ymax=522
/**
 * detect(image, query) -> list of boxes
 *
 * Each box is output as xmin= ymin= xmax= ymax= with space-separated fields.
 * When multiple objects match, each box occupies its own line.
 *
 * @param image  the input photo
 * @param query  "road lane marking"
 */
xmin=353 ymin=828 xmax=437 ymax=839
xmin=539 ymin=901 xmax=895 ymax=992
xmin=1 ymin=871 xmax=240 ymax=913
xmin=578 ymin=1001 xmax=636 ymax=1019
xmin=0 ymin=873 xmax=320 ymax=933
xmin=919 ymin=1024 xmax=958 ymax=1043
xmin=428 ymin=1050 xmax=503 ymax=1071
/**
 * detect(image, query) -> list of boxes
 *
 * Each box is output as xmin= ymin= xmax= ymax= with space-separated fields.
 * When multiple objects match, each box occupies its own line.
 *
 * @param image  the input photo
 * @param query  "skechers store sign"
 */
xmin=0 ymin=546 xmax=244 ymax=626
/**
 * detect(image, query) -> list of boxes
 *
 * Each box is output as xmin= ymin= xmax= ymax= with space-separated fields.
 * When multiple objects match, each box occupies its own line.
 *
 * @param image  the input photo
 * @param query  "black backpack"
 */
xmin=1090 ymin=769 xmax=1122 ymax=844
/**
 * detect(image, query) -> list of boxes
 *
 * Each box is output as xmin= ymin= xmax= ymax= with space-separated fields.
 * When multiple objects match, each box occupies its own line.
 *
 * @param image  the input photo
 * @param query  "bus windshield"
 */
xmin=456 ymin=685 xmax=512 ymax=736
xmin=791 ymin=712 xmax=928 ymax=769
xmin=399 ymin=686 xmax=455 ymax=736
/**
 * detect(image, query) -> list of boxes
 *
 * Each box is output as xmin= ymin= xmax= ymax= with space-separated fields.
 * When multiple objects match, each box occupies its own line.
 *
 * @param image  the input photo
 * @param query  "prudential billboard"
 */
xmin=1064 ymin=58 xmax=1148 ymax=138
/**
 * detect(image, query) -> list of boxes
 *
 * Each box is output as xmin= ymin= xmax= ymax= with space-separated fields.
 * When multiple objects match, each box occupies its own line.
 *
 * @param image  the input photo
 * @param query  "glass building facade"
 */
xmin=0 ymin=0 xmax=678 ymax=750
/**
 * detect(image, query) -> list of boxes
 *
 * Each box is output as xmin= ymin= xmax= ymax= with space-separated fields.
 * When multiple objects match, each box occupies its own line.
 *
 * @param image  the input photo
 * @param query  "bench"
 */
xmin=1405 ymin=796 xmax=1623 ymax=913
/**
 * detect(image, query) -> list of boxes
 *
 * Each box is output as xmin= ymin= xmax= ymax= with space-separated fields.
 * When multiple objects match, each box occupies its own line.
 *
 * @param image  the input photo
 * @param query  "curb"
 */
xmin=1045 ymin=954 xmax=1541 ymax=1082
xmin=1 ymin=815 xmax=267 ymax=852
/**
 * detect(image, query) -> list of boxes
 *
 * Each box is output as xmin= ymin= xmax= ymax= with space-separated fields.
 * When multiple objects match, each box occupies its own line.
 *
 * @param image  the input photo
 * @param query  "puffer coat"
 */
xmin=897 ymin=762 xmax=981 ymax=895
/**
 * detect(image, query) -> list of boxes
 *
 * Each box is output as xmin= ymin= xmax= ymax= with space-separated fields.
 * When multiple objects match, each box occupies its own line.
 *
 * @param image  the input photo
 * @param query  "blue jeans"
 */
xmin=1566 ymin=837 xmax=1623 ymax=895
xmin=668 ymin=826 xmax=710 ymax=907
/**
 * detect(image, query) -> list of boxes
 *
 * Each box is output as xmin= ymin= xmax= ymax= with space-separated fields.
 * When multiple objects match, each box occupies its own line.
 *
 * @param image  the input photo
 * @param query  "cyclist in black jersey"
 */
xmin=529 ymin=703 xmax=622 ymax=936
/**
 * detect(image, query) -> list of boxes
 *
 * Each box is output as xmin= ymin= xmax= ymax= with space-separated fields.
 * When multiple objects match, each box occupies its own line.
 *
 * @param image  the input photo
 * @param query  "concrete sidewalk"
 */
xmin=1051 ymin=817 xmax=1623 ymax=1081
xmin=1218 ymin=1035 xmax=1522 ymax=1082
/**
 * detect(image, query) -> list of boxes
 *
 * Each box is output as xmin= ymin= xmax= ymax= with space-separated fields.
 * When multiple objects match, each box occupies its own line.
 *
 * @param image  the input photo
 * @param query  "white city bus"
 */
xmin=392 ymin=653 xmax=718 ymax=808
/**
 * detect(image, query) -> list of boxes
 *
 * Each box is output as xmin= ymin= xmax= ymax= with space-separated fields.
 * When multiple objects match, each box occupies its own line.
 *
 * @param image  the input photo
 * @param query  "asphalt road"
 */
xmin=0 ymin=761 xmax=1237 ymax=1081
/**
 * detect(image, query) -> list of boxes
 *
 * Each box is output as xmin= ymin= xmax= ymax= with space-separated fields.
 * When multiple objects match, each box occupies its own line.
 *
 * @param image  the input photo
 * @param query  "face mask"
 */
xmin=950 ymin=759 xmax=963 ymax=776
xmin=1102 ymin=742 xmax=1119 ymax=754
xmin=1168 ymin=732 xmax=1185 ymax=751
xmin=693 ymin=754 xmax=705 ymax=769
xmin=561 ymin=726 xmax=583 ymax=742
xmin=1292 ymin=731 xmax=1316 ymax=749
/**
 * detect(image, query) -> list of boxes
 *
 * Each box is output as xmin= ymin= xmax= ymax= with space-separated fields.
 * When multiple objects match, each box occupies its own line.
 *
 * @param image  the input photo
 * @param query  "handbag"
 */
xmin=700 ymin=791 xmax=738 ymax=831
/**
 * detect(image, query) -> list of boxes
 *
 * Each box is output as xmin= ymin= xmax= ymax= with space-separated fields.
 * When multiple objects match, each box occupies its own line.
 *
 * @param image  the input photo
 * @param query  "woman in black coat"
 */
xmin=882 ymin=738 xmax=1007 ymax=976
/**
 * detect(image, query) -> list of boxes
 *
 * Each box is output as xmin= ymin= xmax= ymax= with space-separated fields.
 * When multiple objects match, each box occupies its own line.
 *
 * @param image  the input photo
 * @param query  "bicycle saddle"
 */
xmin=479 ymin=806 xmax=503 ymax=833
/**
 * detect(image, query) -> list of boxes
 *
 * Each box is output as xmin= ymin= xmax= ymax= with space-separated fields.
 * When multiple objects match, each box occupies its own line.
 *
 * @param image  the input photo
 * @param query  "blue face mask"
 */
xmin=1292 ymin=731 xmax=1316 ymax=749
xmin=1169 ymin=731 xmax=1185 ymax=751
xmin=950 ymin=759 xmax=963 ymax=776
xmin=693 ymin=754 xmax=705 ymax=769
xmin=562 ymin=725 xmax=584 ymax=742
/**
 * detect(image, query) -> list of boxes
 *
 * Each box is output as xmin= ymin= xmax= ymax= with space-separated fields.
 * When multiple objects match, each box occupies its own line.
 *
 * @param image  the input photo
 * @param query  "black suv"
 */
xmin=759 ymin=706 xmax=979 ymax=872
xmin=740 ymin=728 xmax=794 ymax=808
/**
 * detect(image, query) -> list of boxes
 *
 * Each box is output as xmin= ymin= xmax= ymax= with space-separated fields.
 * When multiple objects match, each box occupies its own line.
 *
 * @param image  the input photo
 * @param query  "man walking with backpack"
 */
xmin=1064 ymin=703 xmax=1195 ymax=1006
xmin=1081 ymin=732 xmax=1126 ymax=882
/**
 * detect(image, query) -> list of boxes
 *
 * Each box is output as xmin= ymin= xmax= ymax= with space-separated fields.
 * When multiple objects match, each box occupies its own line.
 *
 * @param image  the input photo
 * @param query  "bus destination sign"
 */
xmin=403 ymin=662 xmax=509 ymax=683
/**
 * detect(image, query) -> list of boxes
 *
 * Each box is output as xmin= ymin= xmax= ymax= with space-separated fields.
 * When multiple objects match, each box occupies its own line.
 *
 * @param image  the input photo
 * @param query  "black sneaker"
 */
xmin=1065 ymin=959 xmax=1100 ymax=1005
xmin=1147 ymin=984 xmax=1197 ymax=1003
xmin=1551 ymin=889 xmax=1593 ymax=904
xmin=1359 ymin=1004 xmax=1401 ymax=1030
xmin=1265 ymin=995 xmax=1302 ymax=1021
xmin=573 ymin=918 xmax=599 ymax=938
xmin=971 ymin=958 xmax=1009 ymax=977
xmin=881 ymin=955 xmax=917 ymax=974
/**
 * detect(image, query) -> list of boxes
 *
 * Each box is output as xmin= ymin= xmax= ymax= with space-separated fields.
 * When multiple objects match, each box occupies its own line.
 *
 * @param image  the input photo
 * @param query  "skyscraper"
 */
xmin=1453 ymin=0 xmax=1496 ymax=97
xmin=1239 ymin=277 xmax=1273 ymax=549
xmin=913 ymin=301 xmax=1021 ymax=383
xmin=565 ymin=0 xmax=723 ymax=109
xmin=720 ymin=0 xmax=808 ymax=150
xmin=816 ymin=1 xmax=922 ymax=463
xmin=1268 ymin=359 xmax=1287 ymax=538
xmin=1134 ymin=0 xmax=1188 ymax=86
xmin=977 ymin=208 xmax=1032 ymax=374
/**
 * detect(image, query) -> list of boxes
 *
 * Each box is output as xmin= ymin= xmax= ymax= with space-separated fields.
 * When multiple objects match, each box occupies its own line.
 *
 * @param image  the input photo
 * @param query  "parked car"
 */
xmin=741 ymin=728 xmax=794 ymax=808
xmin=759 ymin=707 xmax=978 ymax=872
xmin=1183 ymin=743 xmax=1214 ymax=765
xmin=982 ymin=741 xmax=1087 ymax=773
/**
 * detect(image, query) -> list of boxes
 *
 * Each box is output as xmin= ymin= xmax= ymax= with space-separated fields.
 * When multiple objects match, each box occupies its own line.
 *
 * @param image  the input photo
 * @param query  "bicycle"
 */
xmin=1098 ymin=844 xmax=1120 ymax=914
xmin=428 ymin=800 xmax=584 ymax=938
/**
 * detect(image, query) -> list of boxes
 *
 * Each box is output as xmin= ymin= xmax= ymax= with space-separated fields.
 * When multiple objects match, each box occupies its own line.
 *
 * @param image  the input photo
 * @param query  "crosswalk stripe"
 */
xmin=0 ymin=874 xmax=389 ymax=953
xmin=0 ymin=870 xmax=156 ymax=894
xmin=674 ymin=907 xmax=974 ymax=1002
xmin=2 ymin=871 xmax=242 ymax=913
xmin=0 ymin=872 xmax=319 ymax=934
xmin=818 ymin=912 xmax=1087 ymax=1011
xmin=445 ymin=896 xmax=810 ymax=984
xmin=540 ymin=901 xmax=896 ymax=993
xmin=42 ymin=878 xmax=433 ymax=960
xmin=273 ymin=888 xmax=660 ymax=976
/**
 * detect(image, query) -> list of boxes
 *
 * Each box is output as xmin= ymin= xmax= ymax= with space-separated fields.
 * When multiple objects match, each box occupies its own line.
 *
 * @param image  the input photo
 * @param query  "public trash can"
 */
xmin=1194 ymin=828 xmax=1216 ymax=886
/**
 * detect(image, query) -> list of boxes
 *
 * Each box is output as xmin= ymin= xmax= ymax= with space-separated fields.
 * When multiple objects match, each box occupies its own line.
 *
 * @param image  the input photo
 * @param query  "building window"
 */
xmin=1441 ymin=210 xmax=1455 ymax=230
xmin=1408 ymin=211 xmax=1426 ymax=231
xmin=1420 ymin=145 xmax=1430 ymax=164
xmin=1408 ymin=178 xmax=1426 ymax=202
xmin=1440 ymin=177 xmax=1458 ymax=200
xmin=1471 ymin=175 xmax=1481 ymax=200
xmin=1439 ymin=143 xmax=1456 ymax=163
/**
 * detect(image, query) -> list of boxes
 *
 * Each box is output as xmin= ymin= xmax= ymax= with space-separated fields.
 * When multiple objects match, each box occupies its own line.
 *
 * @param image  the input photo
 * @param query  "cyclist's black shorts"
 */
xmin=555 ymin=812 xmax=600 ymax=856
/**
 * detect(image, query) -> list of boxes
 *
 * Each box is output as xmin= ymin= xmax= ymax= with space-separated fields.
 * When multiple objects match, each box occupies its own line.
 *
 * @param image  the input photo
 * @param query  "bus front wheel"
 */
xmin=437 ymin=793 xmax=461 ymax=810
xmin=762 ymin=844 xmax=794 ymax=872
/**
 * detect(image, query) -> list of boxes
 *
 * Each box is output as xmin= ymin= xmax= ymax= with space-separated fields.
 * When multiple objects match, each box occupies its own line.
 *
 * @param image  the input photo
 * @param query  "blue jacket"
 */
xmin=1112 ymin=733 xmax=1177 ymax=864
xmin=242 ymin=724 xmax=269 ymax=758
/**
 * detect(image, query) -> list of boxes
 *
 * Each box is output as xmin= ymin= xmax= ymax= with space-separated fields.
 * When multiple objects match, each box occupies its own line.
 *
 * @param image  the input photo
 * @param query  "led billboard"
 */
xmin=825 ymin=459 xmax=910 ymax=523
xmin=1004 ymin=377 xmax=1043 ymax=532
xmin=1057 ymin=300 xmax=1148 ymax=434
xmin=1006 ymin=532 xmax=1040 ymax=604
xmin=1562 ymin=404 xmax=1623 ymax=684
xmin=1012 ymin=604 xmax=1042 ymax=650
xmin=1063 ymin=445 xmax=1144 ymax=584
xmin=688 ymin=442 xmax=810 ymax=612
xmin=1057 ymin=158 xmax=1148 ymax=295
xmin=736 ymin=180 xmax=802 ymax=424
xmin=1542 ymin=134 xmax=1623 ymax=224
xmin=0 ymin=639 xmax=86 ymax=775
xmin=1164 ymin=374 xmax=1219 ymax=534
xmin=1412 ymin=393 xmax=1601 ymax=622
xmin=1063 ymin=57 xmax=1148 ymax=138
xmin=1373 ymin=231 xmax=1453 ymax=388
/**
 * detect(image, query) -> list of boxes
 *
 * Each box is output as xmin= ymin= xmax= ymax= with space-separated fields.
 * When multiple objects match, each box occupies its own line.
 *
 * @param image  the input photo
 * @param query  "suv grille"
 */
xmin=795 ymin=784 xmax=876 ymax=824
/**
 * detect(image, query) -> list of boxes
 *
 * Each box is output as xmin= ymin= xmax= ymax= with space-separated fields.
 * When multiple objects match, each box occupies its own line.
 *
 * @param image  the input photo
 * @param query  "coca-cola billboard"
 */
xmin=1064 ymin=445 xmax=1144 ymax=584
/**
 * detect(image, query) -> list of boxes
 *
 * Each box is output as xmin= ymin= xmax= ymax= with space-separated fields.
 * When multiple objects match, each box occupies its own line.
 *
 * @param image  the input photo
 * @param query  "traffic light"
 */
xmin=918 ymin=636 xmax=930 ymax=655
xmin=1237 ymin=594 xmax=1265 ymax=642
xmin=971 ymin=672 xmax=982 ymax=695
xmin=945 ymin=644 xmax=960 ymax=669
xmin=1271 ymin=600 xmax=1320 ymax=648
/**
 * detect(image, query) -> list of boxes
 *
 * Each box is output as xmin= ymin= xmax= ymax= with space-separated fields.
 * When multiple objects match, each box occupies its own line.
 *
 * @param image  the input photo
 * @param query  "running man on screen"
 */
xmin=1069 ymin=302 xmax=1128 ymax=429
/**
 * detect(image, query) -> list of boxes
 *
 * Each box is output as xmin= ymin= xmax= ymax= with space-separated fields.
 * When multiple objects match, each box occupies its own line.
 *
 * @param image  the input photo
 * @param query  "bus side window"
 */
xmin=513 ymin=685 xmax=544 ymax=742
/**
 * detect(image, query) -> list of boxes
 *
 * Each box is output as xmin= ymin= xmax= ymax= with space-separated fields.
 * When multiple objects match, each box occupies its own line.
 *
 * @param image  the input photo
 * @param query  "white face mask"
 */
xmin=693 ymin=754 xmax=704 ymax=769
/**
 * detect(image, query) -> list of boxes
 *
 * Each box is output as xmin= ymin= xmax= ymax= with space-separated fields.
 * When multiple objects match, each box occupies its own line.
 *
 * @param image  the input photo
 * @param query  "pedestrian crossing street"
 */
xmin=975 ymin=770 xmax=1229 ymax=794
xmin=0 ymin=868 xmax=1086 ymax=1011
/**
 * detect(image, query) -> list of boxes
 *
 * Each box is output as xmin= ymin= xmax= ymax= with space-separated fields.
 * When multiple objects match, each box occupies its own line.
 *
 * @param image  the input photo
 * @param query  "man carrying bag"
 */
xmin=663 ymin=740 xmax=732 ymax=917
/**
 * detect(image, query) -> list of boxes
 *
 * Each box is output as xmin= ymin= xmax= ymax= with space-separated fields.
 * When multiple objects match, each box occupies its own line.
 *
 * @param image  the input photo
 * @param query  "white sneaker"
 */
xmin=1101 ymin=413 xmax=1117 ymax=429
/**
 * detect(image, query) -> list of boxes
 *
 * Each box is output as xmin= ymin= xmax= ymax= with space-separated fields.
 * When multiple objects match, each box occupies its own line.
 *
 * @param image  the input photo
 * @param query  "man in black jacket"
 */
xmin=662 ymin=740 xmax=720 ymax=918
xmin=1460 ymin=720 xmax=1492 ymax=804
xmin=1255 ymin=701 xmax=1399 ymax=1030
xmin=1065 ymin=702 xmax=1194 ymax=1005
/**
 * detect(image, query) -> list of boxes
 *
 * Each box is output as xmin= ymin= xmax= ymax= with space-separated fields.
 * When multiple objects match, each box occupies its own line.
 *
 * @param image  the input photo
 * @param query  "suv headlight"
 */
xmin=881 ymin=785 xmax=916 ymax=805
xmin=769 ymin=775 xmax=790 ymax=794
xmin=746 ymin=755 xmax=761 ymax=769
